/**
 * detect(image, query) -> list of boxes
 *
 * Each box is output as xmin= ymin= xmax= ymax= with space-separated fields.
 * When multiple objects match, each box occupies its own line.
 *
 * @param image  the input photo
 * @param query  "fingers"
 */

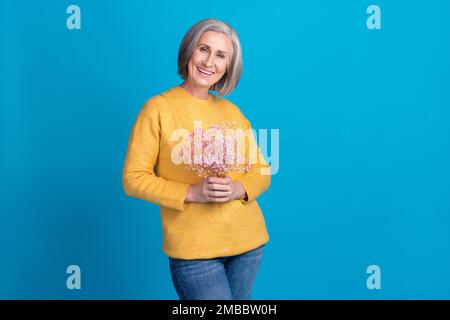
xmin=205 ymin=192 xmax=231 ymax=202
xmin=209 ymin=196 xmax=230 ymax=203
xmin=206 ymin=190 xmax=231 ymax=198
xmin=204 ymin=185 xmax=232 ymax=202
xmin=203 ymin=176 xmax=234 ymax=203
xmin=207 ymin=183 xmax=231 ymax=191
xmin=206 ymin=176 xmax=230 ymax=185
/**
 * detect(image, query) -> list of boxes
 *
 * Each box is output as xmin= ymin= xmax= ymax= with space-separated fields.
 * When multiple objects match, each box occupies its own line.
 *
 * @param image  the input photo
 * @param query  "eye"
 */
xmin=217 ymin=54 xmax=225 ymax=59
xmin=200 ymin=47 xmax=208 ymax=52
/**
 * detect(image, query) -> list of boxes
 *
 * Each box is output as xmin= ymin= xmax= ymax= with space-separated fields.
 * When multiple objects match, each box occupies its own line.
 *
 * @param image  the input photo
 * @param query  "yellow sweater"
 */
xmin=122 ymin=86 xmax=271 ymax=259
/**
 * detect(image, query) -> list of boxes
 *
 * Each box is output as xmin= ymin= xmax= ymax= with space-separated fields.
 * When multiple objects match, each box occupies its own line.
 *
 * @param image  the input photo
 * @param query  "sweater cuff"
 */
xmin=161 ymin=182 xmax=190 ymax=211
xmin=236 ymin=175 xmax=257 ymax=204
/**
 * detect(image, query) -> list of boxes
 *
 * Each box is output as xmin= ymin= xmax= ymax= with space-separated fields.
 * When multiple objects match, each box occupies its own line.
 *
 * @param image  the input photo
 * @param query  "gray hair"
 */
xmin=177 ymin=18 xmax=243 ymax=97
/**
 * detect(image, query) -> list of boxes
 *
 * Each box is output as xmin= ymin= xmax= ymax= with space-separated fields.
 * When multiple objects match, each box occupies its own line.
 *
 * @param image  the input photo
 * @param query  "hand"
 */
xmin=186 ymin=176 xmax=232 ymax=203
xmin=221 ymin=176 xmax=247 ymax=201
xmin=185 ymin=176 xmax=247 ymax=203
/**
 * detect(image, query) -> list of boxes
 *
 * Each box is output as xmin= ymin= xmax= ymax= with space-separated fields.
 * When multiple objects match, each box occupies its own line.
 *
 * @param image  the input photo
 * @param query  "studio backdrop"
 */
xmin=1 ymin=0 xmax=450 ymax=299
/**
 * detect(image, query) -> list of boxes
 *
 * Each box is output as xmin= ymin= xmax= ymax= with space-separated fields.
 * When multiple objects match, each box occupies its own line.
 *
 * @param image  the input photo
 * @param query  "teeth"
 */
xmin=198 ymin=67 xmax=213 ymax=75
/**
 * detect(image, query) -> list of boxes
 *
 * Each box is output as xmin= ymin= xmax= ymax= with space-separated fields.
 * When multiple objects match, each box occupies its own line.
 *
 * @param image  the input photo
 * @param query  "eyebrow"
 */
xmin=198 ymin=43 xmax=228 ymax=56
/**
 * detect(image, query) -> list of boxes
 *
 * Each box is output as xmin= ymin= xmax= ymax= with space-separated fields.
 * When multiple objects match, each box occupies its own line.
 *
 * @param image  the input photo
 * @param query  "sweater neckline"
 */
xmin=174 ymin=85 xmax=215 ymax=106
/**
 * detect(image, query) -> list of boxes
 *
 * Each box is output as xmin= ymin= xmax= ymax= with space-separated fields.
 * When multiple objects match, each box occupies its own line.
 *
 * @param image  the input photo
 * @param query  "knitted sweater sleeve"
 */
xmin=122 ymin=102 xmax=190 ymax=211
xmin=235 ymin=118 xmax=272 ymax=203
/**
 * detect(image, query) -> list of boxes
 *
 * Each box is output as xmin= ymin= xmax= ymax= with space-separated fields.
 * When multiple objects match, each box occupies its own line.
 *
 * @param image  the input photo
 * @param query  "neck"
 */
xmin=180 ymin=81 xmax=210 ymax=100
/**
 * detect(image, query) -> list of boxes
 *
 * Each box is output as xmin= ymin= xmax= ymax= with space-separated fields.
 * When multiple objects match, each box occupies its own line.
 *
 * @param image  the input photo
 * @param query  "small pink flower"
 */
xmin=179 ymin=121 xmax=251 ymax=178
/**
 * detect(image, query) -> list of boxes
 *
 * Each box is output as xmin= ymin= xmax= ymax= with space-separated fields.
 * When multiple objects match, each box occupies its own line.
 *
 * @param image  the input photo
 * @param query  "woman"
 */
xmin=122 ymin=18 xmax=271 ymax=300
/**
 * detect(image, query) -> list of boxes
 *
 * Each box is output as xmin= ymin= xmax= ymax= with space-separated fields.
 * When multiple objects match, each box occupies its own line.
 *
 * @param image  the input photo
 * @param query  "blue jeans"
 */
xmin=169 ymin=244 xmax=265 ymax=300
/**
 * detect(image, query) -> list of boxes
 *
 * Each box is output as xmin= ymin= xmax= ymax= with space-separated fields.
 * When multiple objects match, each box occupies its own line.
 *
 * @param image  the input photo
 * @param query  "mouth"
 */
xmin=197 ymin=66 xmax=214 ymax=76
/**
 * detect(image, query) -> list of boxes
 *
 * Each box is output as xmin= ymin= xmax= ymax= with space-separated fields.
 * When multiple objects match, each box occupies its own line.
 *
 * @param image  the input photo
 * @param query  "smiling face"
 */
xmin=186 ymin=30 xmax=233 ymax=91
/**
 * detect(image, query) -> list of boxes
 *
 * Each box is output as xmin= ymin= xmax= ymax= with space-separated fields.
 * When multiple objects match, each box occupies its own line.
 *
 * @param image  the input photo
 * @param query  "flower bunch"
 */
xmin=179 ymin=120 xmax=252 ymax=178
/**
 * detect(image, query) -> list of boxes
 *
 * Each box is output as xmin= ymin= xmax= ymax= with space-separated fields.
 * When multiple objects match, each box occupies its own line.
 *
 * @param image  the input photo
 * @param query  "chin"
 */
xmin=193 ymin=78 xmax=214 ymax=89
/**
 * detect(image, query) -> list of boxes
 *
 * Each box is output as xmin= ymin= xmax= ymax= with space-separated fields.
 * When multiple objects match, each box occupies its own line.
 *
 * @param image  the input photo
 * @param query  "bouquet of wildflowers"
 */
xmin=178 ymin=120 xmax=251 ymax=178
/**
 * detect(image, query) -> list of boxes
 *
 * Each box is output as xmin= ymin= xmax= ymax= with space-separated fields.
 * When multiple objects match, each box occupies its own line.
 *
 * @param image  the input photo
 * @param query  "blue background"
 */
xmin=1 ymin=0 xmax=449 ymax=299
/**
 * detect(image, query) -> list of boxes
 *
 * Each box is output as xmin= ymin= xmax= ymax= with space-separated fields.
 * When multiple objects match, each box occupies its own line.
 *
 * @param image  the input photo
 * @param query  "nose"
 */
xmin=203 ymin=53 xmax=214 ymax=68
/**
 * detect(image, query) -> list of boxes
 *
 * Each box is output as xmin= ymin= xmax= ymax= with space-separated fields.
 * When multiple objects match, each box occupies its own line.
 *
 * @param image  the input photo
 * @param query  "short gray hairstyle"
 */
xmin=177 ymin=18 xmax=243 ymax=97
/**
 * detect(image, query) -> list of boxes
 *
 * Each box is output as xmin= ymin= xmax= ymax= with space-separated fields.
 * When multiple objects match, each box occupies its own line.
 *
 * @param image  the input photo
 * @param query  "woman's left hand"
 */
xmin=223 ymin=176 xmax=247 ymax=201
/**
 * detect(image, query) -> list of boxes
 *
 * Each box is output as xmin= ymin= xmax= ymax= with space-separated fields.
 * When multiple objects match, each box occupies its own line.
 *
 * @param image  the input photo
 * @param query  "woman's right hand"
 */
xmin=185 ymin=177 xmax=232 ymax=203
